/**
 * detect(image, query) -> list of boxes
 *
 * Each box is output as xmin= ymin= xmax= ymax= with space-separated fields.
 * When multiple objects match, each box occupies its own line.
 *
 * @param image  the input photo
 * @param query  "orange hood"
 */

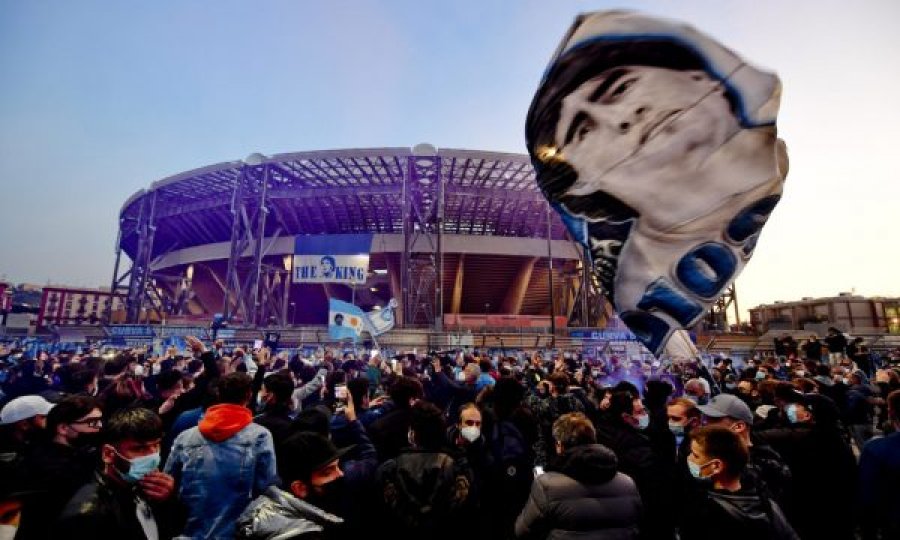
xmin=198 ymin=404 xmax=253 ymax=442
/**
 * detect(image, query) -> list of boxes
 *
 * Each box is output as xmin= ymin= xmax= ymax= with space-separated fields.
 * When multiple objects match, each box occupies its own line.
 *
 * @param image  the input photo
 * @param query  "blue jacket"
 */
xmin=164 ymin=418 xmax=278 ymax=539
xmin=859 ymin=431 xmax=900 ymax=538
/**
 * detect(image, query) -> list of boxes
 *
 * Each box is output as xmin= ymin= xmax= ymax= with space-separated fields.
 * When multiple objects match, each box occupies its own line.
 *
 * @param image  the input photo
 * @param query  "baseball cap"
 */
xmin=698 ymin=393 xmax=753 ymax=424
xmin=0 ymin=395 xmax=55 ymax=425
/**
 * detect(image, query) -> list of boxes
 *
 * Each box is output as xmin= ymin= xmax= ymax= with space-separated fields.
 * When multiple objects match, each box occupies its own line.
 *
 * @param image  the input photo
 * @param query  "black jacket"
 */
xmin=19 ymin=441 xmax=97 ymax=539
xmin=430 ymin=370 xmax=479 ymax=423
xmin=595 ymin=418 xmax=672 ymax=540
xmin=368 ymin=407 xmax=413 ymax=462
xmin=515 ymin=444 xmax=641 ymax=540
xmin=755 ymin=423 xmax=856 ymax=540
xmin=54 ymin=471 xmax=183 ymax=540
xmin=254 ymin=403 xmax=294 ymax=447
xmin=745 ymin=441 xmax=791 ymax=510
xmin=679 ymin=486 xmax=798 ymax=540
xmin=375 ymin=448 xmax=474 ymax=540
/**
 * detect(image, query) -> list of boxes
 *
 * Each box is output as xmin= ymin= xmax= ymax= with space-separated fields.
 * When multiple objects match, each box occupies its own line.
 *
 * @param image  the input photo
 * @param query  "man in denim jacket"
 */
xmin=165 ymin=371 xmax=278 ymax=539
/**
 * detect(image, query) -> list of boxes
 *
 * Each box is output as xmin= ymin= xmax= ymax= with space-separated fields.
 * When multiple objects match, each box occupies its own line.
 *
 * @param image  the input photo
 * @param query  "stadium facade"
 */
xmin=112 ymin=145 xmax=606 ymax=331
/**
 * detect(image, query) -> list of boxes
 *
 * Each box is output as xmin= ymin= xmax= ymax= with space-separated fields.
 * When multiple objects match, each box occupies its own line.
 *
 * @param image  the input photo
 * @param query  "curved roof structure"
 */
xmin=119 ymin=147 xmax=570 ymax=260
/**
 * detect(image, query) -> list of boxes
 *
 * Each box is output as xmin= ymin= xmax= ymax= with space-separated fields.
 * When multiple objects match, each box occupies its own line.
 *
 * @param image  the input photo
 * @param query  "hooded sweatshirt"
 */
xmin=199 ymin=404 xmax=253 ymax=442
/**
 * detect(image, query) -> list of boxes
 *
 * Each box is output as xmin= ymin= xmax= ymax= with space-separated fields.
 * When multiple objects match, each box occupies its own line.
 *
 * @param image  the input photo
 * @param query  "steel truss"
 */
xmin=222 ymin=158 xmax=286 ymax=326
xmin=707 ymin=283 xmax=740 ymax=331
xmin=401 ymin=146 xmax=443 ymax=328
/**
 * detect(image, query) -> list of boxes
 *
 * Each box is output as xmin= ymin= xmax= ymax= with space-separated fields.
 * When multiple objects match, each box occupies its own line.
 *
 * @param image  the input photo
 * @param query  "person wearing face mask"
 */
xmin=237 ymin=431 xmax=347 ymax=539
xmin=595 ymin=390 xmax=672 ymax=539
xmin=375 ymin=401 xmax=474 ymax=540
xmin=54 ymin=407 xmax=180 ymax=539
xmin=252 ymin=372 xmax=296 ymax=447
xmin=20 ymin=395 xmax=103 ymax=540
xmin=697 ymin=394 xmax=791 ymax=512
xmin=683 ymin=378 xmax=711 ymax=406
xmin=446 ymin=403 xmax=497 ymax=540
xmin=0 ymin=395 xmax=54 ymax=459
xmin=667 ymin=397 xmax=701 ymax=461
xmin=515 ymin=412 xmax=641 ymax=539
xmin=755 ymin=391 xmax=856 ymax=540
xmin=679 ymin=425 xmax=797 ymax=540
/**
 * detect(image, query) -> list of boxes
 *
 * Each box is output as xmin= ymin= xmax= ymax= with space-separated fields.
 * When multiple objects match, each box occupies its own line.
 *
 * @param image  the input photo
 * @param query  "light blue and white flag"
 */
xmin=329 ymin=298 xmax=366 ymax=341
xmin=365 ymin=298 xmax=398 ymax=336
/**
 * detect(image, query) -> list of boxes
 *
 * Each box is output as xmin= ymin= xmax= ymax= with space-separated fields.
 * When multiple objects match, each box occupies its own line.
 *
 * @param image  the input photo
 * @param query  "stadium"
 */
xmin=112 ymin=145 xmax=607 ymax=341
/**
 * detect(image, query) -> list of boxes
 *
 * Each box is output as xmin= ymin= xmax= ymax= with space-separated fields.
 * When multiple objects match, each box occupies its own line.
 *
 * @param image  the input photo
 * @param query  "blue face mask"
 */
xmin=755 ymin=371 xmax=766 ymax=380
xmin=117 ymin=451 xmax=160 ymax=483
xmin=785 ymin=404 xmax=800 ymax=424
xmin=635 ymin=414 xmax=650 ymax=430
xmin=688 ymin=459 xmax=714 ymax=479
xmin=668 ymin=422 xmax=685 ymax=436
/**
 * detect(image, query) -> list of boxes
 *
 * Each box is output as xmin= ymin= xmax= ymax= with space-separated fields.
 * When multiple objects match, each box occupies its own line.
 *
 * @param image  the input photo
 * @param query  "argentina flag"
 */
xmin=328 ymin=298 xmax=366 ymax=340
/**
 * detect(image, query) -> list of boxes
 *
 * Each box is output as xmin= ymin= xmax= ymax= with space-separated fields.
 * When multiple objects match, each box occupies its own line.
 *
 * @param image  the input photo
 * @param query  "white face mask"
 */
xmin=408 ymin=429 xmax=416 ymax=447
xmin=0 ymin=525 xmax=17 ymax=540
xmin=460 ymin=426 xmax=481 ymax=443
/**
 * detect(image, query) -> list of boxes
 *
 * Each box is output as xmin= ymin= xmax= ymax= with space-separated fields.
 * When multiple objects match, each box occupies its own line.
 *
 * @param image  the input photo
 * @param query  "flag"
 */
xmin=365 ymin=298 xmax=398 ymax=336
xmin=329 ymin=298 xmax=366 ymax=340
xmin=525 ymin=11 xmax=787 ymax=358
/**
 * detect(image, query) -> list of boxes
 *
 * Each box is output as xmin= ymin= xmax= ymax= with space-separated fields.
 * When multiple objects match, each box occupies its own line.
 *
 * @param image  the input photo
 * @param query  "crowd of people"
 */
xmin=1 ymin=335 xmax=899 ymax=539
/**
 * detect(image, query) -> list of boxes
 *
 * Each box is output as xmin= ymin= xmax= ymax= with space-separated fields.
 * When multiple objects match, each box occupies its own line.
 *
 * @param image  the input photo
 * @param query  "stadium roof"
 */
xmin=119 ymin=147 xmax=570 ymax=260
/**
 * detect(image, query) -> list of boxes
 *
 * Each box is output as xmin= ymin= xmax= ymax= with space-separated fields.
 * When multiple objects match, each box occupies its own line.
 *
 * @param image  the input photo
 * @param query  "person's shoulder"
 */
xmin=241 ymin=422 xmax=275 ymax=443
xmin=58 ymin=474 xmax=104 ymax=519
xmin=861 ymin=432 xmax=900 ymax=457
xmin=171 ymin=425 xmax=204 ymax=448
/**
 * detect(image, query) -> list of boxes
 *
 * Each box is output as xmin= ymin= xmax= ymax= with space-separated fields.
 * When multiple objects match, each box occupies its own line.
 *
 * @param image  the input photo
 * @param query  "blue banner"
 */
xmin=294 ymin=234 xmax=373 ymax=255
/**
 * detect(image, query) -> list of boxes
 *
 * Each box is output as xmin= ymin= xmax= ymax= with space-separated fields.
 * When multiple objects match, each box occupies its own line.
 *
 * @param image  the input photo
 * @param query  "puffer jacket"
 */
xmin=515 ymin=444 xmax=642 ymax=540
xmin=236 ymin=485 xmax=343 ymax=540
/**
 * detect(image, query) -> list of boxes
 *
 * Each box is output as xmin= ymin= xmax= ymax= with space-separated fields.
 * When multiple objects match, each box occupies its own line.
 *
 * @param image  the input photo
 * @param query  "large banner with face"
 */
xmin=526 ymin=11 xmax=788 ymax=359
xmin=293 ymin=234 xmax=373 ymax=285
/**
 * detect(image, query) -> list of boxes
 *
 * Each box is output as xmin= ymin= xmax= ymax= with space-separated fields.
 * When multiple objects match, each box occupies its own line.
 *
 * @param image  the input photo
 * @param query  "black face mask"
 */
xmin=69 ymin=430 xmax=103 ymax=450
xmin=307 ymin=477 xmax=346 ymax=515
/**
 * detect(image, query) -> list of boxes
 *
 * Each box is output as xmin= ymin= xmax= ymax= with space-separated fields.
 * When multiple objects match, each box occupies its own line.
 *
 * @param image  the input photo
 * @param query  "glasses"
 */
xmin=72 ymin=417 xmax=103 ymax=429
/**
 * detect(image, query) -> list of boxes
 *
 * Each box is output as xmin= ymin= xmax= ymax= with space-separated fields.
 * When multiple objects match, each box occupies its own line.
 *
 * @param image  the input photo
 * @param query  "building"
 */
xmin=749 ymin=292 xmax=900 ymax=335
xmin=37 ymin=286 xmax=127 ymax=329
xmin=112 ymin=146 xmax=603 ymax=330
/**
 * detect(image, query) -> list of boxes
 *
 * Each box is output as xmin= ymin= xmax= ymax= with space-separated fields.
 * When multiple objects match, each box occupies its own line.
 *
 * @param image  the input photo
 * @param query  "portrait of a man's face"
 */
xmin=526 ymin=11 xmax=787 ymax=357
xmin=333 ymin=313 xmax=344 ymax=326
xmin=320 ymin=256 xmax=336 ymax=278
xmin=556 ymin=66 xmax=741 ymax=228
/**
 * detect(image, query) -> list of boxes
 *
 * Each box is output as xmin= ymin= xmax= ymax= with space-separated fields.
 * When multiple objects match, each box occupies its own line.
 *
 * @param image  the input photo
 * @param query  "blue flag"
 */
xmin=328 ymin=299 xmax=366 ymax=341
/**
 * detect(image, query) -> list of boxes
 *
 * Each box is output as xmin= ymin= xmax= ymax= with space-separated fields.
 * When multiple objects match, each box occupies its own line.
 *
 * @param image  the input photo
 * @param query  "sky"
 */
xmin=1 ymin=0 xmax=899 ymax=319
